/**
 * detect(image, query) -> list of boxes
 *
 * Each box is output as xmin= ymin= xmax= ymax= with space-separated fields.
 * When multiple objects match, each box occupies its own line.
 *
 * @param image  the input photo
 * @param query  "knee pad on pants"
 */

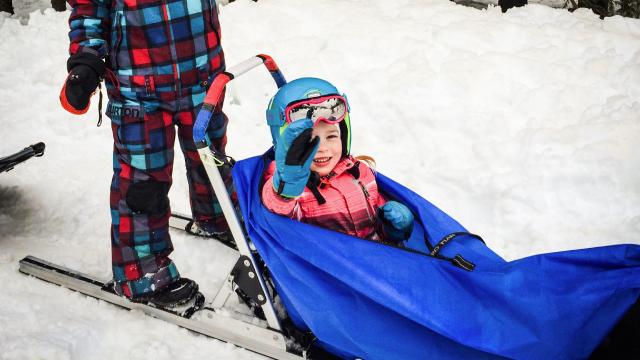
xmin=125 ymin=180 xmax=169 ymax=215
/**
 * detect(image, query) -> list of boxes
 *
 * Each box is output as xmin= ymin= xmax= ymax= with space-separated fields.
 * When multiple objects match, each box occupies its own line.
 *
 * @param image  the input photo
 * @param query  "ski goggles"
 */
xmin=284 ymin=94 xmax=348 ymax=125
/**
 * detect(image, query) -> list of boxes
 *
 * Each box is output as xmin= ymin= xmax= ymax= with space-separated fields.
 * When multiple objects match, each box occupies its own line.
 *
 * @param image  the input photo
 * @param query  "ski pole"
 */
xmin=0 ymin=142 xmax=45 ymax=173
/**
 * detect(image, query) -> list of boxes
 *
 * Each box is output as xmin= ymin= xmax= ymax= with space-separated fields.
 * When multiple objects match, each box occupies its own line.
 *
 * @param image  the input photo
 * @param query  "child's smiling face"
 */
xmin=310 ymin=121 xmax=342 ymax=177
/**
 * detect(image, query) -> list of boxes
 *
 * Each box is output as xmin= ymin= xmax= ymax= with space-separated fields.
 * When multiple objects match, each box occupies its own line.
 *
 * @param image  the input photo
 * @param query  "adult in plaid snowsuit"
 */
xmin=61 ymin=0 xmax=230 ymax=300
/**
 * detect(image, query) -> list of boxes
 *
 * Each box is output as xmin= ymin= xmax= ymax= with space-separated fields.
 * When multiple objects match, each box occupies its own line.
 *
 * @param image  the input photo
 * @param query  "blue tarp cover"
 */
xmin=232 ymin=153 xmax=640 ymax=360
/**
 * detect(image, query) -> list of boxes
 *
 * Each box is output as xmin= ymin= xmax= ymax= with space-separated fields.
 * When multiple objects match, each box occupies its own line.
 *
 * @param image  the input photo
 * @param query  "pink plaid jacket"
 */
xmin=262 ymin=156 xmax=387 ymax=241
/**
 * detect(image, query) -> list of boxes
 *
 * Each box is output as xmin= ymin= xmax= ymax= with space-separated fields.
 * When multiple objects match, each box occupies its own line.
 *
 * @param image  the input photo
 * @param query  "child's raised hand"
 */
xmin=377 ymin=201 xmax=414 ymax=242
xmin=272 ymin=119 xmax=320 ymax=198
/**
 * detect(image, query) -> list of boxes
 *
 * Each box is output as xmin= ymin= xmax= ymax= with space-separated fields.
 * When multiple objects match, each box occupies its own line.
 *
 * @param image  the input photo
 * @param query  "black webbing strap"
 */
xmin=305 ymin=161 xmax=361 ymax=205
xmin=96 ymin=82 xmax=103 ymax=127
xmin=450 ymin=254 xmax=476 ymax=272
xmin=345 ymin=161 xmax=360 ymax=180
xmin=430 ymin=232 xmax=485 ymax=256
xmin=276 ymin=179 xmax=286 ymax=195
xmin=306 ymin=172 xmax=326 ymax=205
xmin=410 ymin=208 xmax=484 ymax=271
xmin=429 ymin=232 xmax=485 ymax=272
xmin=434 ymin=252 xmax=476 ymax=271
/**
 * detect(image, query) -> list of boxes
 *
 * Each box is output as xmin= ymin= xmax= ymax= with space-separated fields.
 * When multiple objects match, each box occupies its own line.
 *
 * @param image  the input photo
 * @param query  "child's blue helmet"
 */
xmin=266 ymin=77 xmax=352 ymax=156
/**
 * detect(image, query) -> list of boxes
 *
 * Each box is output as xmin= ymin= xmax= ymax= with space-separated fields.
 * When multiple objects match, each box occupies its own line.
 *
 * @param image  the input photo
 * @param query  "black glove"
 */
xmin=60 ymin=52 xmax=105 ymax=114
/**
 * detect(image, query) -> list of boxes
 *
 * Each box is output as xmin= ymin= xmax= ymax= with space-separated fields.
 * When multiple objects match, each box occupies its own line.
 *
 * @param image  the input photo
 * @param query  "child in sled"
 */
xmin=261 ymin=77 xmax=414 ymax=243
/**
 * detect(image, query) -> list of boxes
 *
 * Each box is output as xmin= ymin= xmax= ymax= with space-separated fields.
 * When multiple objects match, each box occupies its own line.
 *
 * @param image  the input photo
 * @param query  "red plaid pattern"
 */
xmin=109 ymin=100 xmax=231 ymax=297
xmin=67 ymin=0 xmax=228 ymax=297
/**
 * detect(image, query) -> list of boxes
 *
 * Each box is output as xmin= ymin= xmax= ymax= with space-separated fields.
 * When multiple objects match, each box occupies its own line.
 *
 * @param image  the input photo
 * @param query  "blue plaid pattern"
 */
xmin=108 ymin=97 xmax=231 ymax=298
xmin=68 ymin=0 xmax=228 ymax=298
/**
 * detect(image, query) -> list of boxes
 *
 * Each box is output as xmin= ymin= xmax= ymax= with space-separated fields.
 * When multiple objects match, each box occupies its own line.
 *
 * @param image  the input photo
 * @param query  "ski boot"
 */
xmin=105 ymin=278 xmax=205 ymax=318
xmin=134 ymin=278 xmax=200 ymax=306
xmin=134 ymin=278 xmax=205 ymax=317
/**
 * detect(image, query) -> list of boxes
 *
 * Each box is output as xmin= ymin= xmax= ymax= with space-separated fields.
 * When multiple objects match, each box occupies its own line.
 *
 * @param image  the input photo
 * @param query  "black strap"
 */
xmin=309 ymin=186 xmax=326 ymax=205
xmin=96 ymin=82 xmax=103 ymax=127
xmin=276 ymin=179 xmax=285 ymax=195
xmin=345 ymin=161 xmax=360 ymax=180
xmin=451 ymin=254 xmax=476 ymax=271
xmin=411 ymin=209 xmax=482 ymax=272
xmin=430 ymin=232 xmax=485 ymax=257
xmin=306 ymin=172 xmax=326 ymax=205
xmin=428 ymin=232 xmax=485 ymax=272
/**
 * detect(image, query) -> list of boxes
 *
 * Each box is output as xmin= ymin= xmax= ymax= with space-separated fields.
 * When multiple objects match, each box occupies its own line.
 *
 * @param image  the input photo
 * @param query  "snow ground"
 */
xmin=1 ymin=0 xmax=639 ymax=358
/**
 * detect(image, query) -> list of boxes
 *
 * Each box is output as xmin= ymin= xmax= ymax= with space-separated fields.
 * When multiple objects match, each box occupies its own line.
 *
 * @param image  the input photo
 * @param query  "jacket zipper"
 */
xmin=113 ymin=13 xmax=122 ymax=68
xmin=357 ymin=180 xmax=375 ymax=222
xmin=160 ymin=3 xmax=181 ymax=96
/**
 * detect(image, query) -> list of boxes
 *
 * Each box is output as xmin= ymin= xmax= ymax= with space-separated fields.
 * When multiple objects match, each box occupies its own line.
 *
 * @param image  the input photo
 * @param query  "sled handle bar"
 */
xmin=192 ymin=55 xmax=286 ymax=332
xmin=193 ymin=54 xmax=285 ymax=149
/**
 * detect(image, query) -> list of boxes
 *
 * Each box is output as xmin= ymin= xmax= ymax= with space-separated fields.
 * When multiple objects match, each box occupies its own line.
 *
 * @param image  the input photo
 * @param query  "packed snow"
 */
xmin=1 ymin=0 xmax=639 ymax=358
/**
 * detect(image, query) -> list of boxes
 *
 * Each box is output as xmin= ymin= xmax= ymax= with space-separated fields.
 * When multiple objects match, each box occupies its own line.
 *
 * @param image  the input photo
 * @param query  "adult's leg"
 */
xmin=175 ymin=105 xmax=233 ymax=233
xmin=108 ymin=101 xmax=180 ymax=298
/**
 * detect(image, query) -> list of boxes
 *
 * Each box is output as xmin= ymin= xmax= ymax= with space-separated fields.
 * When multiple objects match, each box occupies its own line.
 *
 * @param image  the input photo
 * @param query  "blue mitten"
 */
xmin=273 ymin=119 xmax=320 ymax=198
xmin=377 ymin=201 xmax=414 ymax=242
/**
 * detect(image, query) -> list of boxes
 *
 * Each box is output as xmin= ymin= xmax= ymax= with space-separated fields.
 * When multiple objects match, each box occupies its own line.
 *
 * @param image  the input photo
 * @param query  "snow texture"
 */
xmin=1 ymin=0 xmax=639 ymax=358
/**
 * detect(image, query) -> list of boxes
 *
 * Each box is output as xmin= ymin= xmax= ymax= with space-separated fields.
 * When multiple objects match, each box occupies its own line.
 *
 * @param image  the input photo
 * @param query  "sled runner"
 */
xmin=19 ymin=54 xmax=640 ymax=360
xmin=0 ymin=142 xmax=45 ymax=173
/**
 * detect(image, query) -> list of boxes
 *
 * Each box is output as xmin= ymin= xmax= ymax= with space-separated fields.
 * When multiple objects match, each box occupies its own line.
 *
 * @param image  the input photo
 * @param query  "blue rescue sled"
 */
xmin=232 ymin=153 xmax=640 ymax=360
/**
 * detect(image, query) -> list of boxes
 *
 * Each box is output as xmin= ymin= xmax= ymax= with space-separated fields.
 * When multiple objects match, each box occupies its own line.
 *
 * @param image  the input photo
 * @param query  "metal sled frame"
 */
xmin=19 ymin=55 xmax=304 ymax=360
xmin=192 ymin=54 xmax=287 ymax=333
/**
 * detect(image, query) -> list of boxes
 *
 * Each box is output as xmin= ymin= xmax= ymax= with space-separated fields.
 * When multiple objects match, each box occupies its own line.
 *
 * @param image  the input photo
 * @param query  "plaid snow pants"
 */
xmin=107 ymin=91 xmax=232 ymax=298
xmin=67 ymin=0 xmax=227 ymax=298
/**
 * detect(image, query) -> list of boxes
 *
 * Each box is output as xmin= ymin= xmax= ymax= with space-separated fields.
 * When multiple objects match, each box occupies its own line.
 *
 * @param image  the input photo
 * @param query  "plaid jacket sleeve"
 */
xmin=67 ymin=0 xmax=111 ymax=57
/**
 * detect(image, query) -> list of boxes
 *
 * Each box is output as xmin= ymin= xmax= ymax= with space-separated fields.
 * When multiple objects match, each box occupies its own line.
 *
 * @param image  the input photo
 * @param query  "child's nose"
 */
xmin=316 ymin=141 xmax=328 ymax=152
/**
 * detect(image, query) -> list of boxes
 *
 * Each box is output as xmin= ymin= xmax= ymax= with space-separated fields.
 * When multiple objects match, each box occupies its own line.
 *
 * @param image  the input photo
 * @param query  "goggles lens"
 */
xmin=285 ymin=95 xmax=347 ymax=125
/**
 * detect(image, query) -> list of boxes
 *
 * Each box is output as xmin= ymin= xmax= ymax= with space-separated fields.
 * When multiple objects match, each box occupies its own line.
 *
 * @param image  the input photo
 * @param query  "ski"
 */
xmin=169 ymin=212 xmax=238 ymax=250
xmin=18 ymin=255 xmax=303 ymax=360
